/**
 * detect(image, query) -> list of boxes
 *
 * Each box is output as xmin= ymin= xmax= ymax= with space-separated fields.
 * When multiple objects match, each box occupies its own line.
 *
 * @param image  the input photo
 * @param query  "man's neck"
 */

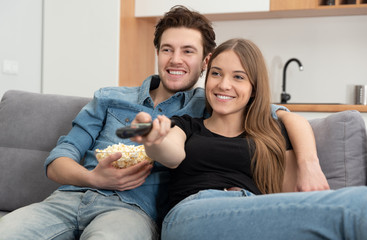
xmin=149 ymin=87 xmax=173 ymax=108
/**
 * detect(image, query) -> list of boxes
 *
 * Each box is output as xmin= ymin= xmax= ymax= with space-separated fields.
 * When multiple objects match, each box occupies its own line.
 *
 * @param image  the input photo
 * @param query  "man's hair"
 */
xmin=154 ymin=5 xmax=216 ymax=59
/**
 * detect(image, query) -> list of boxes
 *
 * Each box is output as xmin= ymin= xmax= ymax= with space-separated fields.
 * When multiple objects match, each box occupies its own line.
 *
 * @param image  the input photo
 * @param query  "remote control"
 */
xmin=115 ymin=120 xmax=176 ymax=139
xmin=116 ymin=122 xmax=153 ymax=139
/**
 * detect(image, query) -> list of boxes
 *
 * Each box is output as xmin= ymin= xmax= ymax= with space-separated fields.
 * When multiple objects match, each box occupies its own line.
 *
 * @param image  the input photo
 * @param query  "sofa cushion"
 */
xmin=309 ymin=110 xmax=367 ymax=189
xmin=0 ymin=90 xmax=91 ymax=212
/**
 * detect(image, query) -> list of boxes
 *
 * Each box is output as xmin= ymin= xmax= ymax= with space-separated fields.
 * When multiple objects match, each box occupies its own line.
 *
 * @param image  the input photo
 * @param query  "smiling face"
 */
xmin=157 ymin=27 xmax=209 ymax=96
xmin=205 ymin=50 xmax=253 ymax=119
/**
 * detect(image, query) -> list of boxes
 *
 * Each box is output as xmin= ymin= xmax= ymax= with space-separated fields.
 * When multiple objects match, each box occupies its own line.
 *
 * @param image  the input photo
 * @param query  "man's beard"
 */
xmin=162 ymin=78 xmax=198 ymax=94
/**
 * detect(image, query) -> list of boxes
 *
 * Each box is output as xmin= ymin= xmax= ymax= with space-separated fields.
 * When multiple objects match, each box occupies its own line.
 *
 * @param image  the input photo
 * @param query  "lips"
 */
xmin=215 ymin=94 xmax=234 ymax=100
xmin=168 ymin=70 xmax=185 ymax=75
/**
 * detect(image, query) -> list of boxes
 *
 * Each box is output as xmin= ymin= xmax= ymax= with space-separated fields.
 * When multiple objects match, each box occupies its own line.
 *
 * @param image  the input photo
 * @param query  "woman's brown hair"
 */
xmin=205 ymin=38 xmax=286 ymax=194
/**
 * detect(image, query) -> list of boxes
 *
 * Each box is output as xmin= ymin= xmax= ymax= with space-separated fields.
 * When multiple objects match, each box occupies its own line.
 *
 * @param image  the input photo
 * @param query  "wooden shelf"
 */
xmin=277 ymin=104 xmax=367 ymax=112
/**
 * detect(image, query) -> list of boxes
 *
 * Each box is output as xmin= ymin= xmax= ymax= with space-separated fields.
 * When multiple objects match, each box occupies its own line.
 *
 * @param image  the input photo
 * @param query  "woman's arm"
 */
xmin=277 ymin=110 xmax=330 ymax=191
xmin=132 ymin=113 xmax=186 ymax=169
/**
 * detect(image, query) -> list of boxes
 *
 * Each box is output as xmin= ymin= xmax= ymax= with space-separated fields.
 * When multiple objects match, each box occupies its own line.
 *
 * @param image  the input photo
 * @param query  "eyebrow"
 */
xmin=160 ymin=43 xmax=198 ymax=51
xmin=211 ymin=66 xmax=247 ymax=75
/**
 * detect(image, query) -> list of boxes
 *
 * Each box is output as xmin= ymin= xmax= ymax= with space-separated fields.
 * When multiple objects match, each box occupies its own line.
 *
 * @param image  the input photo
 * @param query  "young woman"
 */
xmin=133 ymin=38 xmax=294 ymax=198
xmin=132 ymin=38 xmax=367 ymax=240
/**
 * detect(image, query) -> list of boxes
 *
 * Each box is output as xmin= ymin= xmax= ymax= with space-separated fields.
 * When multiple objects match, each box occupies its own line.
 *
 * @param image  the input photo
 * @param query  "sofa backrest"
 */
xmin=309 ymin=110 xmax=367 ymax=189
xmin=0 ymin=90 xmax=91 ymax=213
xmin=0 ymin=90 xmax=366 ymax=214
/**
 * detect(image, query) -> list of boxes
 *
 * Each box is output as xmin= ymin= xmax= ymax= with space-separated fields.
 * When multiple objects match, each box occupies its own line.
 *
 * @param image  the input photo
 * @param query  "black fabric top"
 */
xmin=168 ymin=114 xmax=292 ymax=209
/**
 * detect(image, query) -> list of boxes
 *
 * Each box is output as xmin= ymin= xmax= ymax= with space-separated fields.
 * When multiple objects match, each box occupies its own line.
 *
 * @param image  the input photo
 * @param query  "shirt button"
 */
xmin=158 ymin=108 xmax=163 ymax=112
xmin=125 ymin=118 xmax=130 ymax=123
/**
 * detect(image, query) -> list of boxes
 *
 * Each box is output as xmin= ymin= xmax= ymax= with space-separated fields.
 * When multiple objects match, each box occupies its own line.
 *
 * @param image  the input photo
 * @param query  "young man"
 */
xmin=0 ymin=6 xmax=328 ymax=239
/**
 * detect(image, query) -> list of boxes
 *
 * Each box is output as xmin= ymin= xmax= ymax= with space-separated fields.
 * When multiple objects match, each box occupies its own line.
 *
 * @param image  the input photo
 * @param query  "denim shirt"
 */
xmin=44 ymin=75 xmax=289 ymax=222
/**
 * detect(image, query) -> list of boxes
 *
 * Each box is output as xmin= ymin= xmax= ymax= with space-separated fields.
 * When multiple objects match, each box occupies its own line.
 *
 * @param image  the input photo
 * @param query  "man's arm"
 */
xmin=47 ymin=155 xmax=152 ymax=191
xmin=277 ymin=110 xmax=330 ymax=191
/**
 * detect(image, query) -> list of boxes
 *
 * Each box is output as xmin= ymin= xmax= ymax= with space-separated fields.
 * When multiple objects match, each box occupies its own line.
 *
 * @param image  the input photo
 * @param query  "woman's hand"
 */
xmin=131 ymin=112 xmax=172 ymax=146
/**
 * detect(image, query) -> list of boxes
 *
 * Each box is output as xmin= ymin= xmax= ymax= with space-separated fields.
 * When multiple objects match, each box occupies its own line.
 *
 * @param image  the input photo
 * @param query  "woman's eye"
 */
xmin=234 ymin=75 xmax=245 ymax=80
xmin=211 ymin=71 xmax=220 ymax=77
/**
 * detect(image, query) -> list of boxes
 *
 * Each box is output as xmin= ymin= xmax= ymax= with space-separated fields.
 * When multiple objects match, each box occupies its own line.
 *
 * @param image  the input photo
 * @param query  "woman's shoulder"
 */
xmin=171 ymin=115 xmax=204 ymax=135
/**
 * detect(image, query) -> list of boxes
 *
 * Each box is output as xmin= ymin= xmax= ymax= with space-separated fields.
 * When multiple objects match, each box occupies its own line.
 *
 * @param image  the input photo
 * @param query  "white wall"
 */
xmin=0 ymin=0 xmax=43 ymax=98
xmin=0 ymin=0 xmax=120 ymax=99
xmin=43 ymin=0 xmax=120 ymax=97
xmin=197 ymin=15 xmax=367 ymax=104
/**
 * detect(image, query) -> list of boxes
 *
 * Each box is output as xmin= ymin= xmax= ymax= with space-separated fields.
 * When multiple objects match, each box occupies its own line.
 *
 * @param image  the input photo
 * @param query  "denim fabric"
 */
xmin=271 ymin=103 xmax=289 ymax=118
xmin=162 ymin=186 xmax=367 ymax=240
xmin=43 ymin=75 xmax=208 ymax=222
xmin=0 ymin=190 xmax=158 ymax=240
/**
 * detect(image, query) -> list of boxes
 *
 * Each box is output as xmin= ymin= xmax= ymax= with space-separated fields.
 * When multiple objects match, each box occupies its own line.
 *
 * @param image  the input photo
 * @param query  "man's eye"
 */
xmin=161 ymin=48 xmax=171 ymax=53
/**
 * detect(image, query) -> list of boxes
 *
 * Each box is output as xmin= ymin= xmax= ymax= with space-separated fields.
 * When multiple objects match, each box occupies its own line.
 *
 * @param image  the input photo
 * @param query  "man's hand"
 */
xmin=90 ymin=152 xmax=153 ymax=191
xmin=47 ymin=154 xmax=152 ymax=192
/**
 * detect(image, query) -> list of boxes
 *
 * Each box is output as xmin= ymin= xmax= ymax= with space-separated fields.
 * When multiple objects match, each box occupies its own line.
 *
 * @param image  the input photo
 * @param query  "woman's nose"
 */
xmin=218 ymin=76 xmax=231 ymax=90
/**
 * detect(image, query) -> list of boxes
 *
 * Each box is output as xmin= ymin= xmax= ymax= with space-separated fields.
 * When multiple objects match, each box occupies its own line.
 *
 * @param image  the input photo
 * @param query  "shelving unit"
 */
xmin=317 ymin=0 xmax=367 ymax=7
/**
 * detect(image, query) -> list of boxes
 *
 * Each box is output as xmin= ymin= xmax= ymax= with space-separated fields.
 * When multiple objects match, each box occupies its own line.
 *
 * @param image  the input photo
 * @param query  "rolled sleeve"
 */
xmin=44 ymin=140 xmax=82 ymax=176
xmin=271 ymin=104 xmax=290 ymax=120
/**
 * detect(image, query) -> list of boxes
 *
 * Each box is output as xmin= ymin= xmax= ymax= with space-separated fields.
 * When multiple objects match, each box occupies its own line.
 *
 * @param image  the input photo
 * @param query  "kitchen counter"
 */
xmin=277 ymin=104 xmax=367 ymax=112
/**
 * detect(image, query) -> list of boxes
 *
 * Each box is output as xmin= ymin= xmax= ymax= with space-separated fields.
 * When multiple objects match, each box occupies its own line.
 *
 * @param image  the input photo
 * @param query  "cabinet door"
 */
xmin=271 ymin=0 xmax=316 ymax=10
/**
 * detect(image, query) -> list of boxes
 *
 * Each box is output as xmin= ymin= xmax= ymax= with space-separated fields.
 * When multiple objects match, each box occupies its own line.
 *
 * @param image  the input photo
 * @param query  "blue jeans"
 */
xmin=162 ymin=186 xmax=367 ymax=240
xmin=0 ymin=190 xmax=158 ymax=240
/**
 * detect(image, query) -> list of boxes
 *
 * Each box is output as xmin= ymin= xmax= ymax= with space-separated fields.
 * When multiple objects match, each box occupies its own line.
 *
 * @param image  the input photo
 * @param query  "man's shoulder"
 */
xmin=93 ymin=86 xmax=142 ymax=103
xmin=190 ymin=87 xmax=205 ymax=100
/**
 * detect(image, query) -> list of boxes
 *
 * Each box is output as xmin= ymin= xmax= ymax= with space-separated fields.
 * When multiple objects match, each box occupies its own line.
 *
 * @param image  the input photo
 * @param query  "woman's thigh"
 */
xmin=162 ymin=186 xmax=367 ymax=240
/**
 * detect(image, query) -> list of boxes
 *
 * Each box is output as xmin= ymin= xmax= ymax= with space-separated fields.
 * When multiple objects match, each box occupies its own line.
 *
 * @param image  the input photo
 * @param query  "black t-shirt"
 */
xmin=168 ymin=114 xmax=292 ymax=209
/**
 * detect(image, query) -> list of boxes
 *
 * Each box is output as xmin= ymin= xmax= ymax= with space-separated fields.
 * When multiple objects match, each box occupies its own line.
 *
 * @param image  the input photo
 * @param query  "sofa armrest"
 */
xmin=309 ymin=110 xmax=367 ymax=189
xmin=0 ymin=90 xmax=91 ymax=212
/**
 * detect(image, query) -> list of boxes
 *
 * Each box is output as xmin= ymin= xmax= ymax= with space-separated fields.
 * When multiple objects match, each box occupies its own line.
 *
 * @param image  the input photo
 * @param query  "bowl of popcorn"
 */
xmin=95 ymin=143 xmax=153 ymax=168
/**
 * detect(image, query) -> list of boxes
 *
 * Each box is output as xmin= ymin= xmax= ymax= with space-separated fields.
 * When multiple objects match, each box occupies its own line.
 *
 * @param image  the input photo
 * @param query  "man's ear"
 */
xmin=202 ymin=53 xmax=212 ymax=71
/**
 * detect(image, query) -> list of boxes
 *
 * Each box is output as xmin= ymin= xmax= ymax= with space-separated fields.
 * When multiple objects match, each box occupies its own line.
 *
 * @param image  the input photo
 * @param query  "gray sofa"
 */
xmin=0 ymin=90 xmax=367 ymax=217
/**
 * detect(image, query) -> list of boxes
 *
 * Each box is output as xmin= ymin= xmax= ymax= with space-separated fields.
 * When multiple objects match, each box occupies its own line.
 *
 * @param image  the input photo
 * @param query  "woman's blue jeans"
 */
xmin=162 ymin=186 xmax=367 ymax=240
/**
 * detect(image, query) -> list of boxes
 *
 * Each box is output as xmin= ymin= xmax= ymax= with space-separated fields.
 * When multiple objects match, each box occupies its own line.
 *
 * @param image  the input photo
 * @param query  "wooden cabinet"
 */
xmin=119 ymin=0 xmax=155 ymax=87
xmin=271 ymin=0 xmax=316 ymax=10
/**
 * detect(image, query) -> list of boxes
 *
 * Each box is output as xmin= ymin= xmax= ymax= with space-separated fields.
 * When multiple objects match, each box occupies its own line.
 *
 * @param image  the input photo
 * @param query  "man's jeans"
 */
xmin=162 ymin=186 xmax=367 ymax=240
xmin=0 ymin=190 xmax=158 ymax=240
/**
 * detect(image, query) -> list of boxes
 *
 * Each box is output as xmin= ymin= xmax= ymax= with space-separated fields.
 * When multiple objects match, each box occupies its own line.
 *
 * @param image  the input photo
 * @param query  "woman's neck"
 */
xmin=204 ymin=114 xmax=245 ymax=137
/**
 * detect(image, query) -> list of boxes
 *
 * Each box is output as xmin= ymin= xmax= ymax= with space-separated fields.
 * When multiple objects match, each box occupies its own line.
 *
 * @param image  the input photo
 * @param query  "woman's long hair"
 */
xmin=205 ymin=38 xmax=286 ymax=194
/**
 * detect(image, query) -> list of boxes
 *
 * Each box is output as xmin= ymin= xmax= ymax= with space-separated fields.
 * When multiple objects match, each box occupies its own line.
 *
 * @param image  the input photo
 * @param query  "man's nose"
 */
xmin=170 ymin=51 xmax=183 ymax=64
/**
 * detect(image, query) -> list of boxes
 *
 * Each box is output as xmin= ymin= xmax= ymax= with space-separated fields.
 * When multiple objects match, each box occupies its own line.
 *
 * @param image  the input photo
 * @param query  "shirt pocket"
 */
xmin=98 ymin=108 xmax=142 ymax=145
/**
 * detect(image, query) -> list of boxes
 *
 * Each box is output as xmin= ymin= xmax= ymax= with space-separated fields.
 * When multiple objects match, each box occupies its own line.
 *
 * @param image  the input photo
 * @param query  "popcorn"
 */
xmin=95 ymin=143 xmax=153 ymax=168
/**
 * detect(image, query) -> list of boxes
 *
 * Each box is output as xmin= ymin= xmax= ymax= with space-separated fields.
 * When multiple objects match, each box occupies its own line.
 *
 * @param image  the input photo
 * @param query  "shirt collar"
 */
xmin=137 ymin=74 xmax=199 ymax=107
